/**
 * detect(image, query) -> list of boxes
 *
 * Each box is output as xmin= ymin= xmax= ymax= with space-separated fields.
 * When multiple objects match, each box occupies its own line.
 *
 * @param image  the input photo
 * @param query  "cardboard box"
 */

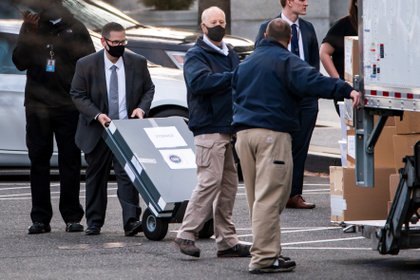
xmin=394 ymin=112 xmax=420 ymax=134
xmin=344 ymin=36 xmax=359 ymax=83
xmin=346 ymin=129 xmax=356 ymax=167
xmin=374 ymin=115 xmax=395 ymax=127
xmin=393 ymin=134 xmax=420 ymax=170
xmin=346 ymin=126 xmax=396 ymax=168
xmin=338 ymin=139 xmax=348 ymax=167
xmin=389 ymin=173 xmax=400 ymax=202
xmin=374 ymin=126 xmax=397 ymax=168
xmin=338 ymin=100 xmax=354 ymax=127
xmin=330 ymin=166 xmax=394 ymax=222
xmin=387 ymin=201 xmax=392 ymax=214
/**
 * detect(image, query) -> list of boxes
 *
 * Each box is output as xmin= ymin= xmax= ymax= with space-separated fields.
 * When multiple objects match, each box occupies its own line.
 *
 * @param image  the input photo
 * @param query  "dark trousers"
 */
xmin=25 ymin=106 xmax=84 ymax=225
xmin=290 ymin=97 xmax=318 ymax=197
xmin=84 ymin=139 xmax=141 ymax=230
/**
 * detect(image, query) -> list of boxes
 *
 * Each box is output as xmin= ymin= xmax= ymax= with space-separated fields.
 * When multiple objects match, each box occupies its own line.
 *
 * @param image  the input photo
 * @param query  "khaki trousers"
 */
xmin=177 ymin=133 xmax=239 ymax=250
xmin=235 ymin=129 xmax=293 ymax=269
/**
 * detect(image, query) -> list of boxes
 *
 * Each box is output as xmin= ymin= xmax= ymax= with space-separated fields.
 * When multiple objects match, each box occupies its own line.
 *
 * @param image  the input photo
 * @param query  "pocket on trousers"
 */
xmin=195 ymin=141 xmax=214 ymax=167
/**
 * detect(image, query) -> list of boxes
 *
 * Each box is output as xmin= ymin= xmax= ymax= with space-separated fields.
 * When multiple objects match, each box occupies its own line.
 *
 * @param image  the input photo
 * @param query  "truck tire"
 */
xmin=142 ymin=208 xmax=169 ymax=241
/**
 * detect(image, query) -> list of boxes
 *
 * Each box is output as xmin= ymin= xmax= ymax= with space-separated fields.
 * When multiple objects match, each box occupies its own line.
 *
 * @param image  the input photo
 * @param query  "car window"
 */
xmin=62 ymin=0 xmax=138 ymax=31
xmin=0 ymin=34 xmax=24 ymax=75
xmin=0 ymin=2 xmax=21 ymax=19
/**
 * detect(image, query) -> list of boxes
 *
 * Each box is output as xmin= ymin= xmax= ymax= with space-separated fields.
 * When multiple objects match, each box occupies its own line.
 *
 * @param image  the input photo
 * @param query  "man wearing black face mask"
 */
xmin=12 ymin=0 xmax=95 ymax=234
xmin=70 ymin=22 xmax=155 ymax=236
xmin=174 ymin=6 xmax=250 ymax=258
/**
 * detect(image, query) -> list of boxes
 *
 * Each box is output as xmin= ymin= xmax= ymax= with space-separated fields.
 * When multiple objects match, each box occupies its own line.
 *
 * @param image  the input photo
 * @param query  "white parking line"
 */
xmin=282 ymin=227 xmax=341 ymax=234
xmin=303 ymin=183 xmax=330 ymax=187
xmin=0 ymin=189 xmax=118 ymax=200
xmin=282 ymin=246 xmax=371 ymax=251
xmin=0 ymin=186 xmax=31 ymax=191
xmin=303 ymin=189 xmax=330 ymax=193
xmin=281 ymin=236 xmax=365 ymax=246
xmin=236 ymin=227 xmax=344 ymax=238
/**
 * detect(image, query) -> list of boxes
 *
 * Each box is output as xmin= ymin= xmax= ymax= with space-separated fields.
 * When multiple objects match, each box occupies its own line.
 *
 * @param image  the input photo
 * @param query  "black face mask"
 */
xmin=205 ymin=25 xmax=225 ymax=42
xmin=106 ymin=41 xmax=125 ymax=58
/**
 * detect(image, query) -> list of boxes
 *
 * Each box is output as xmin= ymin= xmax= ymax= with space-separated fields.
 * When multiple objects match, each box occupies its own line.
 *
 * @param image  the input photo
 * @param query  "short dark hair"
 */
xmin=101 ymin=22 xmax=125 ymax=38
xmin=280 ymin=0 xmax=287 ymax=8
xmin=266 ymin=18 xmax=291 ymax=43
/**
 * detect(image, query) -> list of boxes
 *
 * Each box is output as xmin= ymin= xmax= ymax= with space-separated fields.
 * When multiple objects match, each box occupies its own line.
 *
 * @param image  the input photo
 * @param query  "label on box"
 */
xmin=347 ymin=135 xmax=356 ymax=160
xmin=330 ymin=195 xmax=347 ymax=216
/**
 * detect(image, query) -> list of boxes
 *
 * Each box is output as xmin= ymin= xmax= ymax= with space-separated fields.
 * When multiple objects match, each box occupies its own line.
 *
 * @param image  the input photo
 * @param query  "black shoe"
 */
xmin=124 ymin=221 xmax=143 ymax=236
xmin=28 ymin=222 xmax=51 ymax=234
xmin=217 ymin=243 xmax=251 ymax=258
xmin=279 ymin=255 xmax=291 ymax=261
xmin=65 ymin=222 xmax=84 ymax=232
xmin=85 ymin=226 xmax=101 ymax=235
xmin=174 ymin=237 xmax=200 ymax=257
xmin=249 ymin=258 xmax=296 ymax=274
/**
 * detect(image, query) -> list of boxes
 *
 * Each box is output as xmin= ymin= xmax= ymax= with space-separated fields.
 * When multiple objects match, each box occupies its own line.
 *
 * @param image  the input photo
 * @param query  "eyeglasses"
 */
xmin=105 ymin=38 xmax=128 ymax=46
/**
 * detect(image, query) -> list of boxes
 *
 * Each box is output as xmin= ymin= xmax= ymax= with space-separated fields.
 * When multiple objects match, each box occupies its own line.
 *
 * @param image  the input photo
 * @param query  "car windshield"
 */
xmin=62 ymin=0 xmax=142 ymax=31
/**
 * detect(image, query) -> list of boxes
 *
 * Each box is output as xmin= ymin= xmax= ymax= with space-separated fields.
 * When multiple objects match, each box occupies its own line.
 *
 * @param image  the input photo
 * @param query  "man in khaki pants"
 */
xmin=233 ymin=18 xmax=361 ymax=274
xmin=173 ymin=6 xmax=250 ymax=258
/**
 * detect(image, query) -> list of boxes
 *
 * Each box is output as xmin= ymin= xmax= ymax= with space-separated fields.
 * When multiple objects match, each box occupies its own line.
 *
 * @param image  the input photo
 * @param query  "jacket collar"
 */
xmin=196 ymin=36 xmax=233 ymax=55
xmin=258 ymin=38 xmax=289 ymax=51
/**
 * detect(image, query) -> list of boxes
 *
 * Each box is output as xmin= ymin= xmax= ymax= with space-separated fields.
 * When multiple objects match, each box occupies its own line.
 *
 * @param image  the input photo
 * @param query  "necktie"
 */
xmin=291 ymin=24 xmax=300 ymax=56
xmin=108 ymin=65 xmax=119 ymax=120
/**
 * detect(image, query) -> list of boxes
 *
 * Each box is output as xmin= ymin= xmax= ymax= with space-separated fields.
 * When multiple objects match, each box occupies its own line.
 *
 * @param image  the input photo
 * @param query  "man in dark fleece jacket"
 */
xmin=174 ymin=6 xmax=250 ymax=259
xmin=233 ymin=18 xmax=360 ymax=274
xmin=12 ymin=0 xmax=95 ymax=234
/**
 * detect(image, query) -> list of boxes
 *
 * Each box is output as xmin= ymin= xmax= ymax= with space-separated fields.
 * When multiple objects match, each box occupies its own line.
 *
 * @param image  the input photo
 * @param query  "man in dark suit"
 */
xmin=70 ymin=22 xmax=155 ymax=235
xmin=255 ymin=0 xmax=318 ymax=209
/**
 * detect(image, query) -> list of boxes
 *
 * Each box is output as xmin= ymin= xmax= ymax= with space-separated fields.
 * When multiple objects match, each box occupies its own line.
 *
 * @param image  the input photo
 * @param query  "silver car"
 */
xmin=0 ymin=19 xmax=188 ymax=166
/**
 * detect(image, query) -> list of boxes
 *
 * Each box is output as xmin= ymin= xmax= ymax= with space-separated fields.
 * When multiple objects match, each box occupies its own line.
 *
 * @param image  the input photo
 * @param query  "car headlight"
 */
xmin=166 ymin=51 xmax=186 ymax=69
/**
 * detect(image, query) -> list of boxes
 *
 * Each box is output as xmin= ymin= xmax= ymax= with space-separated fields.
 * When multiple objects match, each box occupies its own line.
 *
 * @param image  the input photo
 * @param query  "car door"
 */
xmin=0 ymin=31 xmax=29 ymax=166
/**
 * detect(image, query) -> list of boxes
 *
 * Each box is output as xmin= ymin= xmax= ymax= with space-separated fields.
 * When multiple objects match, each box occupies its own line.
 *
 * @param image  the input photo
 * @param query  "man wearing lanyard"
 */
xmin=12 ymin=0 xmax=95 ymax=234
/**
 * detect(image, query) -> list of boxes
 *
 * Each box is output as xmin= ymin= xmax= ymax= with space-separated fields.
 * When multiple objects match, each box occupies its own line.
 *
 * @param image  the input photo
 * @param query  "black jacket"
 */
xmin=183 ymin=37 xmax=239 ymax=136
xmin=13 ymin=6 xmax=95 ymax=108
xmin=70 ymin=50 xmax=155 ymax=154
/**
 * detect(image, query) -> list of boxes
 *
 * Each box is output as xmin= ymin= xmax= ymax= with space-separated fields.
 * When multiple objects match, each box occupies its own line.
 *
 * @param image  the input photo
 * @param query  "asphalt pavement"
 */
xmin=1 ymin=175 xmax=420 ymax=280
xmin=1 ymin=99 xmax=419 ymax=279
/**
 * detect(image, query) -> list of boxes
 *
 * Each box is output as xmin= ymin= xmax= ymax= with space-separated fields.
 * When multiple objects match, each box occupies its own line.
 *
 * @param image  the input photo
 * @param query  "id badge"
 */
xmin=46 ymin=59 xmax=56 ymax=72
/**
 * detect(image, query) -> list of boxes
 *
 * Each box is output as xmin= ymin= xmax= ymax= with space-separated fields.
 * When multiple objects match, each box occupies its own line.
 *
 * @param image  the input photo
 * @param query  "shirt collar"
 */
xmin=104 ymin=50 xmax=124 ymax=70
xmin=281 ymin=12 xmax=300 ymax=27
xmin=203 ymin=34 xmax=229 ymax=56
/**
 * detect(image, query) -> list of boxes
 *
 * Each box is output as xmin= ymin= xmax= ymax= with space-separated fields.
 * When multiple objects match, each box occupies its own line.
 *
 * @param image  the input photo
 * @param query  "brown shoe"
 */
xmin=286 ymin=195 xmax=315 ymax=209
xmin=174 ymin=237 xmax=200 ymax=257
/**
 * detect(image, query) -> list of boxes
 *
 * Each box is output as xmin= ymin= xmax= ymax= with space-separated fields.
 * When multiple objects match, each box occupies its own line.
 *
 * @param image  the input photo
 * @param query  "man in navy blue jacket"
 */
xmin=174 ymin=6 xmax=250 ymax=259
xmin=233 ymin=18 xmax=360 ymax=274
xmin=255 ymin=0 xmax=320 ymax=209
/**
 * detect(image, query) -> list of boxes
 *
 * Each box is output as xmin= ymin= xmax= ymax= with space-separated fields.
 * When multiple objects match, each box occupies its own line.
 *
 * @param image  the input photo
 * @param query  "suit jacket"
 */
xmin=254 ymin=15 xmax=320 ymax=70
xmin=70 ymin=49 xmax=155 ymax=154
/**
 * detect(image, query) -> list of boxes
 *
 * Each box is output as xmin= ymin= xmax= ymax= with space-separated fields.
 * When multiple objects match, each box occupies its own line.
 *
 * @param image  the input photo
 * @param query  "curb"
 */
xmin=305 ymin=152 xmax=341 ymax=175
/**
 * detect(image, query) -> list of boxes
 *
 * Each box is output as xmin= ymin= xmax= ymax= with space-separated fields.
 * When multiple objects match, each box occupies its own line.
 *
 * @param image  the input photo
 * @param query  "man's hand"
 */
xmin=22 ymin=11 xmax=39 ymax=30
xmin=350 ymin=90 xmax=361 ymax=108
xmin=97 ymin=113 xmax=111 ymax=128
xmin=131 ymin=108 xmax=145 ymax=119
